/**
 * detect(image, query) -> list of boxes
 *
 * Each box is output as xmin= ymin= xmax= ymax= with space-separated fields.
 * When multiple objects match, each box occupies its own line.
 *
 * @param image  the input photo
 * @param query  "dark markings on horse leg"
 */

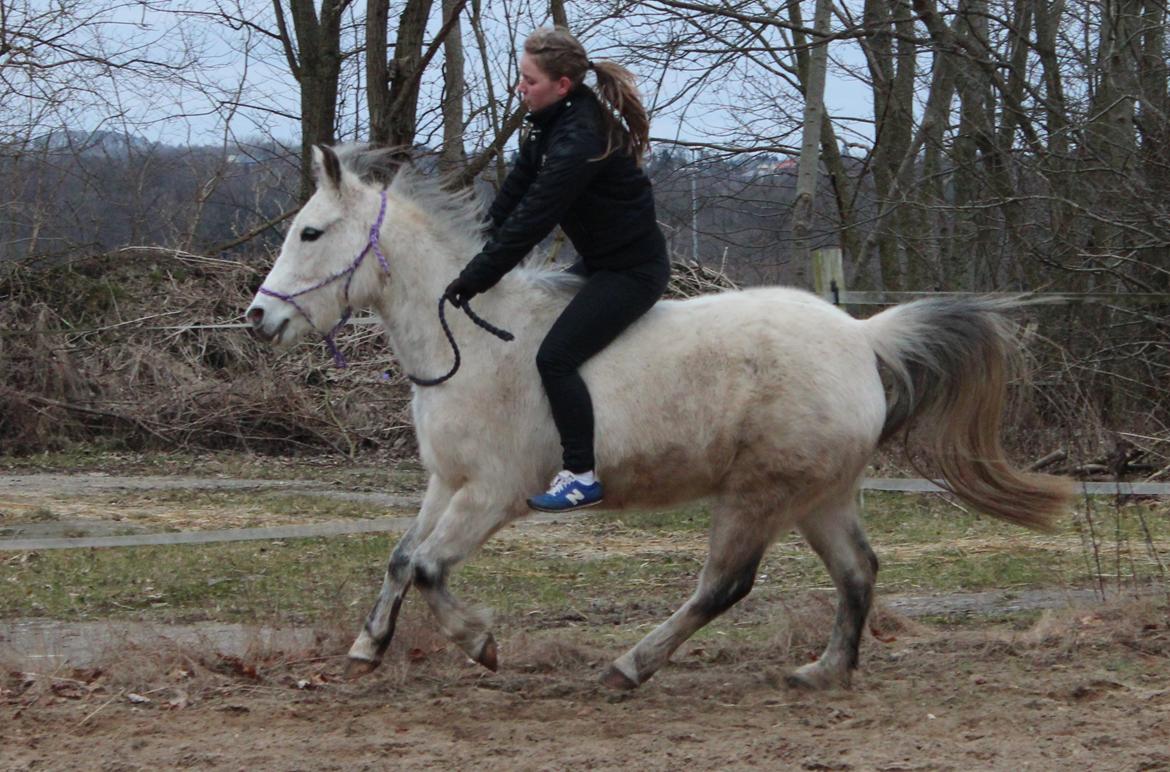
xmin=412 ymin=558 xmax=495 ymax=667
xmin=842 ymin=526 xmax=877 ymax=670
xmin=692 ymin=549 xmax=764 ymax=620
xmin=368 ymin=594 xmax=405 ymax=660
xmin=413 ymin=560 xmax=447 ymax=591
xmin=857 ymin=527 xmax=879 ymax=577
xmin=388 ymin=548 xmax=412 ymax=582
xmin=839 ymin=573 xmax=873 ymax=670
xmin=359 ymin=543 xmax=416 ymax=654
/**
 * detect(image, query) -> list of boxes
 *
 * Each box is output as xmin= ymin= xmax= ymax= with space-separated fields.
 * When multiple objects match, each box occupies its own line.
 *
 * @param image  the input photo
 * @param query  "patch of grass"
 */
xmin=878 ymin=547 xmax=1082 ymax=592
xmin=1 ymin=490 xmax=1166 ymax=634
xmin=862 ymin=490 xmax=1170 ymax=545
xmin=111 ymin=489 xmax=402 ymax=522
xmin=28 ymin=507 xmax=59 ymax=522
xmin=859 ymin=491 xmax=1170 ymax=592
xmin=0 ymin=536 xmax=396 ymax=623
xmin=0 ymin=449 xmax=429 ymax=493
xmin=455 ymin=538 xmax=704 ymax=619
xmin=583 ymin=503 xmax=712 ymax=533
xmin=914 ymin=609 xmax=1046 ymax=628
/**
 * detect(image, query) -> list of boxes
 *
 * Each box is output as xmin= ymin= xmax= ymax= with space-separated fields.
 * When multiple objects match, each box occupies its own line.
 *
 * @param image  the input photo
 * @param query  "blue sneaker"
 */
xmin=527 ymin=471 xmax=604 ymax=512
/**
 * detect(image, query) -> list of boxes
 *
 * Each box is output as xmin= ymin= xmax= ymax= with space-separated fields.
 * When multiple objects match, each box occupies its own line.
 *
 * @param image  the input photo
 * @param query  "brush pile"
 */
xmin=0 ymin=253 xmax=739 ymax=457
xmin=666 ymin=258 xmax=739 ymax=298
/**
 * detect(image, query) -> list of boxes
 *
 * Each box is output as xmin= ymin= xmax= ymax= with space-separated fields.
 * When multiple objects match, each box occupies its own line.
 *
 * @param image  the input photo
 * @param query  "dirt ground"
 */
xmin=3 ymin=469 xmax=1170 ymax=770
xmin=4 ymin=601 xmax=1170 ymax=771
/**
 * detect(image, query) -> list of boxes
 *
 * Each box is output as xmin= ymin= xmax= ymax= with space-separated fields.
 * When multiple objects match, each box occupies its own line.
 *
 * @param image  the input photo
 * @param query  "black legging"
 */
xmin=535 ymin=256 xmax=670 ymax=473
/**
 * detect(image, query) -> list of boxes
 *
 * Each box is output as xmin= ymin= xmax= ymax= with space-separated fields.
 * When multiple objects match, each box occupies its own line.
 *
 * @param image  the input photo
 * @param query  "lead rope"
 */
xmin=406 ymin=297 xmax=515 ymax=387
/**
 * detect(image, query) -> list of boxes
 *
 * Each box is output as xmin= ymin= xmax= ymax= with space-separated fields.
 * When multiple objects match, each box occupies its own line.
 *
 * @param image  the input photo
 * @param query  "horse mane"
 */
xmin=329 ymin=143 xmax=408 ymax=186
xmin=332 ymin=142 xmax=587 ymax=296
xmin=527 ymin=268 xmax=585 ymax=296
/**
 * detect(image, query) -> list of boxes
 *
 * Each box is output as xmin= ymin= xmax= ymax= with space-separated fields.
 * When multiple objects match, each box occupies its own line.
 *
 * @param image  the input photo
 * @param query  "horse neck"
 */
xmin=369 ymin=204 xmax=485 ymax=379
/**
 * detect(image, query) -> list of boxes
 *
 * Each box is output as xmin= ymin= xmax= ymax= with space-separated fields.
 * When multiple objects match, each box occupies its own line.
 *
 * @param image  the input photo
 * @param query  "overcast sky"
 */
xmin=53 ymin=2 xmax=876 ymax=154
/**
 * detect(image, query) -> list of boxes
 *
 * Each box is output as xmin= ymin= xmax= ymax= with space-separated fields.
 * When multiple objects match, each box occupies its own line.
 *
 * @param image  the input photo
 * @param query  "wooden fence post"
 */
xmin=812 ymin=247 xmax=844 ymax=304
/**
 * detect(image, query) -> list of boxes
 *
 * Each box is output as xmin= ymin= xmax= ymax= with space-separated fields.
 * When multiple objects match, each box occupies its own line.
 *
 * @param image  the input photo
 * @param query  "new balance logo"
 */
xmin=565 ymin=489 xmax=585 ymax=504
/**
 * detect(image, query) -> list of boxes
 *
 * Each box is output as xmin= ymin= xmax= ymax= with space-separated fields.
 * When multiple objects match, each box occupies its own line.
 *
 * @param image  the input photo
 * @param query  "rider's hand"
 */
xmin=443 ymin=276 xmax=479 ymax=308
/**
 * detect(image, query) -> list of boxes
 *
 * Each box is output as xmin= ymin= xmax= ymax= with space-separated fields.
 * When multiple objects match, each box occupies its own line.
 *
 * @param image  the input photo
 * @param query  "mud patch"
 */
xmin=4 ymin=599 xmax=1169 ymax=771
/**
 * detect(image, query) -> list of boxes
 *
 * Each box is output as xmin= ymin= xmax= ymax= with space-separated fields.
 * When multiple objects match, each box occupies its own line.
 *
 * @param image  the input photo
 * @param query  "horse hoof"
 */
xmin=344 ymin=657 xmax=380 ymax=679
xmin=783 ymin=671 xmax=819 ymax=690
xmin=476 ymin=635 xmax=499 ymax=672
xmin=784 ymin=664 xmax=848 ymax=691
xmin=599 ymin=666 xmax=638 ymax=691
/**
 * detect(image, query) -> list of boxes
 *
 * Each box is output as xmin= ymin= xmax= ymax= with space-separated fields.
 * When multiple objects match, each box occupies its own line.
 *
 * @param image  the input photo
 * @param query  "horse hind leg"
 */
xmin=347 ymin=475 xmax=452 ymax=673
xmin=787 ymin=494 xmax=878 ymax=690
xmin=602 ymin=499 xmax=774 ymax=690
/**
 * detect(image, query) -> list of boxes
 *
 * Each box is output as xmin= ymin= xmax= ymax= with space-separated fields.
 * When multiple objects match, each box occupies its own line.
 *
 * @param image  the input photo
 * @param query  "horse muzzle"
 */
xmin=245 ymin=304 xmax=291 ymax=346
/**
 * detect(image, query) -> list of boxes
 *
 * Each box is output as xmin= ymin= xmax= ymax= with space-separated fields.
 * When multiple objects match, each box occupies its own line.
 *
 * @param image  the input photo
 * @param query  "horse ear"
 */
xmin=312 ymin=144 xmax=343 ymax=190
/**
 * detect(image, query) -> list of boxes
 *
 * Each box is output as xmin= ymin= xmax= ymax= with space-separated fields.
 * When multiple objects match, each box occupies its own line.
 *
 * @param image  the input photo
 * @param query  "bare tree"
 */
xmin=439 ymin=0 xmax=468 ymax=174
xmin=791 ymin=0 xmax=833 ymax=267
xmin=271 ymin=0 xmax=353 ymax=201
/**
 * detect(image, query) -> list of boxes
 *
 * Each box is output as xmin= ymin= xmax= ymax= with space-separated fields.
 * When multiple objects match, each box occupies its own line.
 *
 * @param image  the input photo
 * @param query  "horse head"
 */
xmin=246 ymin=145 xmax=397 ymax=358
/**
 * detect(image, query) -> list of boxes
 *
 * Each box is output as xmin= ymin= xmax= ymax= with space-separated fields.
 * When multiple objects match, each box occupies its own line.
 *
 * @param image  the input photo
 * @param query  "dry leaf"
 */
xmin=50 ymin=682 xmax=86 ymax=699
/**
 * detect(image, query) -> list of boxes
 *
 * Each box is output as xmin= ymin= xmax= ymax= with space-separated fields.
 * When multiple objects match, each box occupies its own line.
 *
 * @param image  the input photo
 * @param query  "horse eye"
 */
xmin=300 ymin=227 xmax=323 ymax=242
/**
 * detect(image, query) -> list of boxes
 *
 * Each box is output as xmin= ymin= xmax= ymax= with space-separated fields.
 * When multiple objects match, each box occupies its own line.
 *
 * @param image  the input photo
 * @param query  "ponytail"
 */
xmin=590 ymin=59 xmax=650 ymax=163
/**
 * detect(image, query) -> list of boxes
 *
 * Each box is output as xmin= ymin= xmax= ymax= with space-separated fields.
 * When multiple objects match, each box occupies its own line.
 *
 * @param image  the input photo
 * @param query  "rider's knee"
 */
xmin=535 ymin=344 xmax=573 ymax=378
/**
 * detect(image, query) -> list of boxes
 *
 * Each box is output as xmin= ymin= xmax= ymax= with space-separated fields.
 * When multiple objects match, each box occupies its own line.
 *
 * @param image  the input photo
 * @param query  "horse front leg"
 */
xmin=347 ymin=475 xmax=452 ymax=673
xmin=408 ymin=486 xmax=522 ymax=671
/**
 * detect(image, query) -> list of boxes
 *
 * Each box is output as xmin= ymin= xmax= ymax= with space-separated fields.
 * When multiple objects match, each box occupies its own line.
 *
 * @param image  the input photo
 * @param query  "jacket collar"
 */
xmin=525 ymin=83 xmax=592 ymax=128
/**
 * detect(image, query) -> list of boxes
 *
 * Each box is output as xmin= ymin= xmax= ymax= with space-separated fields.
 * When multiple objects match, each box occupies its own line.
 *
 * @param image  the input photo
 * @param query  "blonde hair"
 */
xmin=523 ymin=27 xmax=650 ymax=163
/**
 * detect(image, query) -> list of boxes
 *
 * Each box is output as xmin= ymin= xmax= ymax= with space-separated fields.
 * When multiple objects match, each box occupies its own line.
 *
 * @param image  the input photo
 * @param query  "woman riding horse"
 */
xmin=443 ymin=27 xmax=669 ymax=513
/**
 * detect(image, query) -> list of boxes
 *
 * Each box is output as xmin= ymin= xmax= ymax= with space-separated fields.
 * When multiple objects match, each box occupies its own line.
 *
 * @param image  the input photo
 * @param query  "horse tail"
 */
xmin=862 ymin=296 xmax=1074 ymax=531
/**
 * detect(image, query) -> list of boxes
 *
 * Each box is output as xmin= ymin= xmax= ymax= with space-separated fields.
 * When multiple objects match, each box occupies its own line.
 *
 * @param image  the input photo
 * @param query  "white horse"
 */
xmin=246 ymin=145 xmax=1073 ymax=691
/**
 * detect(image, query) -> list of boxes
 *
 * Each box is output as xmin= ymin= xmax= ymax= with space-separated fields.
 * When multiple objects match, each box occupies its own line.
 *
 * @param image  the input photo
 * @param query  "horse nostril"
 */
xmin=246 ymin=307 xmax=264 ymax=327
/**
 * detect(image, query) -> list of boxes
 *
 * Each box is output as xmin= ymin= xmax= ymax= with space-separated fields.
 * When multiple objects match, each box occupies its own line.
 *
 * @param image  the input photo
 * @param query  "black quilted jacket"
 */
xmin=458 ymin=84 xmax=666 ymax=292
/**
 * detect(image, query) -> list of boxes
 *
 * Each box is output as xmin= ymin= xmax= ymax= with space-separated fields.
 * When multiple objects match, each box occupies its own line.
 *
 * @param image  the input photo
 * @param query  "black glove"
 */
xmin=443 ymin=276 xmax=479 ymax=308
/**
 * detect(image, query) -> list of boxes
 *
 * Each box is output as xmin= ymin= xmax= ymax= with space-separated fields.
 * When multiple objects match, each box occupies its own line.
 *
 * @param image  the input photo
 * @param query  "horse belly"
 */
xmin=587 ymin=341 xmax=769 ymax=508
xmin=587 ymin=302 xmax=884 ymax=509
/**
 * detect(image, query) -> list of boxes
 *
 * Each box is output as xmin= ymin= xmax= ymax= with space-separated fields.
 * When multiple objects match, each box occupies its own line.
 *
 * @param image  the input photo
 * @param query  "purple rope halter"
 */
xmin=258 ymin=189 xmax=512 ymax=386
xmin=258 ymin=190 xmax=391 ymax=368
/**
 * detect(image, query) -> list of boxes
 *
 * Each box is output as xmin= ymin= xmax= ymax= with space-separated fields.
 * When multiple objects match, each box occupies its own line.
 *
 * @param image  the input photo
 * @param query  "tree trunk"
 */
xmin=889 ymin=0 xmax=920 ymax=287
xmin=862 ymin=0 xmax=898 ymax=289
xmin=1033 ymin=0 xmax=1076 ymax=275
xmin=366 ymin=0 xmax=390 ymax=145
xmin=550 ymin=0 xmax=568 ymax=28
xmin=997 ymin=0 xmax=1034 ymax=287
xmin=861 ymin=0 xmax=959 ymax=287
xmin=952 ymin=0 xmax=990 ymax=289
xmin=368 ymin=0 xmax=434 ymax=147
xmin=439 ymin=0 xmax=467 ymax=176
xmin=1083 ymin=0 xmax=1141 ymax=290
xmin=790 ymin=0 xmax=833 ymax=279
xmin=277 ymin=0 xmax=349 ymax=202
xmin=786 ymin=0 xmax=860 ymax=274
xmin=1137 ymin=0 xmax=1169 ymax=289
